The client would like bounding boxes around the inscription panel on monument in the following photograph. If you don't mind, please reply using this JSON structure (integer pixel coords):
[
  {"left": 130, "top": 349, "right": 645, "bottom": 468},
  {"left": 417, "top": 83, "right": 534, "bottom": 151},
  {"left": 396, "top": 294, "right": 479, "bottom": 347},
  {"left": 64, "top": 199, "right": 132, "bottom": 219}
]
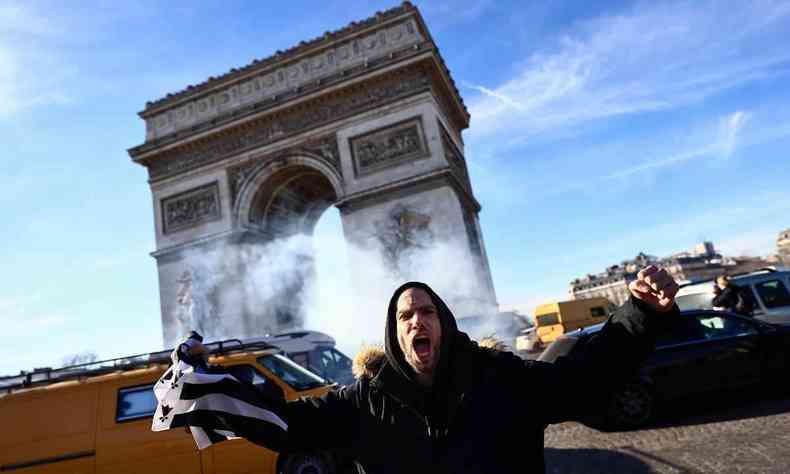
[
  {"left": 145, "top": 18, "right": 423, "bottom": 140},
  {"left": 161, "top": 182, "right": 221, "bottom": 234},
  {"left": 350, "top": 117, "right": 429, "bottom": 177}
]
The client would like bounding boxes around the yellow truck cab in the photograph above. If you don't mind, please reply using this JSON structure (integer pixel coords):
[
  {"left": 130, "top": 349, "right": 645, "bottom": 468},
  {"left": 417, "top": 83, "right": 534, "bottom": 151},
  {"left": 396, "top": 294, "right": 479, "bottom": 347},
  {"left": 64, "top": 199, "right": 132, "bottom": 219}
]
[
  {"left": 0, "top": 339, "right": 337, "bottom": 474},
  {"left": 533, "top": 297, "right": 614, "bottom": 345}
]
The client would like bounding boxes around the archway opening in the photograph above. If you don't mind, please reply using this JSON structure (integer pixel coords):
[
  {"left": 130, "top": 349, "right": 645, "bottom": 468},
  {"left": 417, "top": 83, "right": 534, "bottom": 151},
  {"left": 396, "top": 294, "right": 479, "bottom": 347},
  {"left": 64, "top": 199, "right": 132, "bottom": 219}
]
[
  {"left": 249, "top": 165, "right": 337, "bottom": 238},
  {"left": 242, "top": 165, "right": 347, "bottom": 334}
]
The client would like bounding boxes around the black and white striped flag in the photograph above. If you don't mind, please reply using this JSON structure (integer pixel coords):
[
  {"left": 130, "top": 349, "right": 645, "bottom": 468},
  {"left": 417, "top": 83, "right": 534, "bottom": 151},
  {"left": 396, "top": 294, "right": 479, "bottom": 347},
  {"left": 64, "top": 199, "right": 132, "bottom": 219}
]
[{"left": 151, "top": 336, "right": 289, "bottom": 450}]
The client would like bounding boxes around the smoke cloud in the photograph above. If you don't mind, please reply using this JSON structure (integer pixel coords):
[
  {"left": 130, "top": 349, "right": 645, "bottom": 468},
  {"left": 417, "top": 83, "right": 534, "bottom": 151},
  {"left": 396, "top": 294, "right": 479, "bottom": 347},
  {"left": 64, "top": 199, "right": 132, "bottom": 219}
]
[{"left": 168, "top": 212, "right": 512, "bottom": 359}]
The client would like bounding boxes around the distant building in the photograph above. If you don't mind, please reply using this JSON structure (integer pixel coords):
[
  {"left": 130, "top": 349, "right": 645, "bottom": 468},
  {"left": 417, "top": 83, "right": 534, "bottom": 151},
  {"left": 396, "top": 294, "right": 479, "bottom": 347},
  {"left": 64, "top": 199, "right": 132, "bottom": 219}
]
[
  {"left": 664, "top": 241, "right": 725, "bottom": 283},
  {"left": 723, "top": 256, "right": 773, "bottom": 275},
  {"left": 778, "top": 229, "right": 790, "bottom": 264},
  {"left": 570, "top": 253, "right": 657, "bottom": 306},
  {"left": 570, "top": 241, "right": 777, "bottom": 304}
]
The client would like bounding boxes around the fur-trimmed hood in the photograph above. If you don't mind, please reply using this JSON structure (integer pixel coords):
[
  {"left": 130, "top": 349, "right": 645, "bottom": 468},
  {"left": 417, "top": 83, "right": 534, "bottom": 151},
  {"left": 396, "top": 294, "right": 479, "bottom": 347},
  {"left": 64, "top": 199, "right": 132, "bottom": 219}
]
[
  {"left": 352, "top": 344, "right": 386, "bottom": 380},
  {"left": 351, "top": 337, "right": 507, "bottom": 380}
]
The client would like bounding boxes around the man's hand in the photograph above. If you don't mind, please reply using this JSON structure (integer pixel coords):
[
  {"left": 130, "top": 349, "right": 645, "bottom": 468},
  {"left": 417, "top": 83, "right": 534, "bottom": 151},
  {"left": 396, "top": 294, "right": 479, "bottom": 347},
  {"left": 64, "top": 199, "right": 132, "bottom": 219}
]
[
  {"left": 628, "top": 265, "right": 679, "bottom": 312},
  {"left": 177, "top": 331, "right": 209, "bottom": 365}
]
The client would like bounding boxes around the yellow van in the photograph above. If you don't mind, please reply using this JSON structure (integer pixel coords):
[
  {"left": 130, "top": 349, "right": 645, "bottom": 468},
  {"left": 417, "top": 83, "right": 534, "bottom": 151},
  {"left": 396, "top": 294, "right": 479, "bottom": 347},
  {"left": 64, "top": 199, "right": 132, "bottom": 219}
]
[
  {"left": 0, "top": 340, "right": 338, "bottom": 474},
  {"left": 533, "top": 297, "right": 614, "bottom": 345}
]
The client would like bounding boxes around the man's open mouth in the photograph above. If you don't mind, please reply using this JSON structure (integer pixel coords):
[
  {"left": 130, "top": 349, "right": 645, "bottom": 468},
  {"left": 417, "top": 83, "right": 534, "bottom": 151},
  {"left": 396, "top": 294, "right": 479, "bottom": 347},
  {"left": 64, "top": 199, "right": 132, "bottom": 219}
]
[{"left": 413, "top": 336, "right": 431, "bottom": 358}]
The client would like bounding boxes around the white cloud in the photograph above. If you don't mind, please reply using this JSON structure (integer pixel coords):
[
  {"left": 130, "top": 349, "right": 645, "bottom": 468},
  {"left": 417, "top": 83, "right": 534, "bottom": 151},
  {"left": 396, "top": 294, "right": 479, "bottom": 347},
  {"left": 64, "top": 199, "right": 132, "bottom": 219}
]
[
  {"left": 602, "top": 110, "right": 752, "bottom": 180},
  {"left": 0, "top": 2, "right": 73, "bottom": 118},
  {"left": 718, "top": 111, "right": 751, "bottom": 158},
  {"left": 464, "top": 0, "right": 790, "bottom": 144}
]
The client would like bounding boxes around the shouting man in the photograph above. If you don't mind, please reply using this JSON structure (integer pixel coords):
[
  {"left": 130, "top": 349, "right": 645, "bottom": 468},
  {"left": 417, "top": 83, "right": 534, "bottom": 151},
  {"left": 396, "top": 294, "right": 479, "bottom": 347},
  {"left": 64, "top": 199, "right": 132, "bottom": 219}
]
[{"left": 160, "top": 265, "right": 680, "bottom": 473}]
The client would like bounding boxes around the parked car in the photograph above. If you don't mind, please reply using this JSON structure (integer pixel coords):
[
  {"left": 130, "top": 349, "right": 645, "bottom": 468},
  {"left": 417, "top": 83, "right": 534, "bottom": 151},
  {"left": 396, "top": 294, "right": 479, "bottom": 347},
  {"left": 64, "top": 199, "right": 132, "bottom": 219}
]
[
  {"left": 539, "top": 310, "right": 790, "bottom": 430},
  {"left": 0, "top": 339, "right": 340, "bottom": 474},
  {"left": 247, "top": 330, "right": 355, "bottom": 385},
  {"left": 515, "top": 327, "right": 540, "bottom": 353},
  {"left": 675, "top": 268, "right": 790, "bottom": 325}
]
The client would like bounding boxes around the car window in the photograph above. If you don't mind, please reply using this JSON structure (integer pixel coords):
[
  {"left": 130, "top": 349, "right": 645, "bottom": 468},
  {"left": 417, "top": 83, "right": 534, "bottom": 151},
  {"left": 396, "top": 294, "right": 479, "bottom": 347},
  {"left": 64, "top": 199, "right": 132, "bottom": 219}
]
[
  {"left": 258, "top": 354, "right": 327, "bottom": 391},
  {"left": 675, "top": 292, "right": 715, "bottom": 311},
  {"left": 290, "top": 352, "right": 309, "bottom": 369},
  {"left": 536, "top": 312, "right": 559, "bottom": 326},
  {"left": 754, "top": 280, "right": 790, "bottom": 309},
  {"left": 329, "top": 348, "right": 351, "bottom": 367},
  {"left": 589, "top": 306, "right": 607, "bottom": 318},
  {"left": 117, "top": 384, "right": 157, "bottom": 422},
  {"left": 696, "top": 314, "right": 757, "bottom": 339},
  {"left": 226, "top": 364, "right": 272, "bottom": 386},
  {"left": 656, "top": 316, "right": 708, "bottom": 347}
]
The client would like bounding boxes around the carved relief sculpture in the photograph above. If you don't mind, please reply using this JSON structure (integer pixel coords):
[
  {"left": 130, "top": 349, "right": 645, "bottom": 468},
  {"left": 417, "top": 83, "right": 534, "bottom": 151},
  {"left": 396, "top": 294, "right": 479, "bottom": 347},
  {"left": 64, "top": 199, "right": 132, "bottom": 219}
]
[
  {"left": 162, "top": 182, "right": 221, "bottom": 234},
  {"left": 374, "top": 204, "right": 433, "bottom": 277},
  {"left": 350, "top": 117, "right": 428, "bottom": 176}
]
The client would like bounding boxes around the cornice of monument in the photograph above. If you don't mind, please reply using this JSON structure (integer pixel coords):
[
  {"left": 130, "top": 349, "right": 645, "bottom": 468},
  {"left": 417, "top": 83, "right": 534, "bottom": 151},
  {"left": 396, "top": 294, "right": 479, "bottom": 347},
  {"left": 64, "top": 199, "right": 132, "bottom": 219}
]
[
  {"left": 132, "top": 64, "right": 437, "bottom": 181},
  {"left": 136, "top": 2, "right": 469, "bottom": 143}
]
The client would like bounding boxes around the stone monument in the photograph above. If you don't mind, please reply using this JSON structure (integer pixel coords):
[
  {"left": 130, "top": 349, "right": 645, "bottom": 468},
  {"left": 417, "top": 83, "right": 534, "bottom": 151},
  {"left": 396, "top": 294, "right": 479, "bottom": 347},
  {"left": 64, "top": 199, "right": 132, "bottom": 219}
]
[{"left": 129, "top": 2, "right": 498, "bottom": 347}]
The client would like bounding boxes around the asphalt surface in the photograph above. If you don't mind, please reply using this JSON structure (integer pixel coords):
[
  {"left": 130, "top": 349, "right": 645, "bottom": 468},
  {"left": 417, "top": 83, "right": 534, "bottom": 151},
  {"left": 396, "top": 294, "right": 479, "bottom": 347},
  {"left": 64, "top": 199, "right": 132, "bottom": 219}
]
[{"left": 543, "top": 387, "right": 790, "bottom": 473}]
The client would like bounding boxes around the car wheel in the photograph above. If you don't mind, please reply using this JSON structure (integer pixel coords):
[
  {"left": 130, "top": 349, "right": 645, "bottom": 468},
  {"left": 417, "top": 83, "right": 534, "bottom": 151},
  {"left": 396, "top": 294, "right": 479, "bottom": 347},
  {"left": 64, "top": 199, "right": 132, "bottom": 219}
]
[
  {"left": 279, "top": 453, "right": 335, "bottom": 474},
  {"left": 607, "top": 381, "right": 655, "bottom": 430}
]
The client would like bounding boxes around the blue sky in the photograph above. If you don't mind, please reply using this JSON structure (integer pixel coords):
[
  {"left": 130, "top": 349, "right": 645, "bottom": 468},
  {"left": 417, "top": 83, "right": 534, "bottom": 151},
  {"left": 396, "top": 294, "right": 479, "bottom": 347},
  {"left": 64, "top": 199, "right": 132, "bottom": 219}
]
[{"left": 2, "top": 0, "right": 790, "bottom": 374}]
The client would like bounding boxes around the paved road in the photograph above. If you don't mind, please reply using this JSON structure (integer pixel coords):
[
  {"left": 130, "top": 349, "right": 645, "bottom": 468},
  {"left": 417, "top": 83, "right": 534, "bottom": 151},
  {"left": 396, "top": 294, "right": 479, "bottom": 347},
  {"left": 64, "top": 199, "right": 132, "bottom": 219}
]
[{"left": 543, "top": 389, "right": 790, "bottom": 473}]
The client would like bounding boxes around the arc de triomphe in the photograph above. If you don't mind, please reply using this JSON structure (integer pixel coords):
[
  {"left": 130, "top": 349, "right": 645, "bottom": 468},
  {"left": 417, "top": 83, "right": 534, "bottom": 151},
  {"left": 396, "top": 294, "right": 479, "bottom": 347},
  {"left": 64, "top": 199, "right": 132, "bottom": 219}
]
[{"left": 129, "top": 2, "right": 497, "bottom": 347}]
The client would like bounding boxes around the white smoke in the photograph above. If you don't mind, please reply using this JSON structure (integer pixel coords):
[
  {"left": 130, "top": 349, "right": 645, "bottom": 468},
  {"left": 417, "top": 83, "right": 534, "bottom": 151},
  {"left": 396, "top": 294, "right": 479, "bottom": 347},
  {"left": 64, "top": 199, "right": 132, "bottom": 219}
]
[{"left": 168, "top": 214, "right": 502, "bottom": 359}]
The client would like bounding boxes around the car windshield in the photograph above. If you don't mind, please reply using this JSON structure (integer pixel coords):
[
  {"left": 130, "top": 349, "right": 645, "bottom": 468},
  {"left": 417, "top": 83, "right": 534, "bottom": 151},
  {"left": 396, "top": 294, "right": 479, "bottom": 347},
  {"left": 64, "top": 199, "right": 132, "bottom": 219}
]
[
  {"left": 308, "top": 347, "right": 354, "bottom": 386},
  {"left": 258, "top": 354, "right": 328, "bottom": 391},
  {"left": 675, "top": 292, "right": 715, "bottom": 311}
]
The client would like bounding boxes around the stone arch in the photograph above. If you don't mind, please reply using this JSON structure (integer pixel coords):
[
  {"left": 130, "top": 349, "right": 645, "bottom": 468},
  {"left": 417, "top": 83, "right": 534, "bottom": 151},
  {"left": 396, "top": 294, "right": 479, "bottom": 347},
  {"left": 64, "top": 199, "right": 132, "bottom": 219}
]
[
  {"left": 234, "top": 154, "right": 344, "bottom": 236},
  {"left": 132, "top": 4, "right": 500, "bottom": 346}
]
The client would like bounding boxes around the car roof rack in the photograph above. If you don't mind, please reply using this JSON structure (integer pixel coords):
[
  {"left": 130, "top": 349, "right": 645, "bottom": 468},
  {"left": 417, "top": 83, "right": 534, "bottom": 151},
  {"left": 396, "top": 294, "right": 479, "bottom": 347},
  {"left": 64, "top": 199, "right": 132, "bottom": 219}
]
[{"left": 0, "top": 337, "right": 278, "bottom": 397}]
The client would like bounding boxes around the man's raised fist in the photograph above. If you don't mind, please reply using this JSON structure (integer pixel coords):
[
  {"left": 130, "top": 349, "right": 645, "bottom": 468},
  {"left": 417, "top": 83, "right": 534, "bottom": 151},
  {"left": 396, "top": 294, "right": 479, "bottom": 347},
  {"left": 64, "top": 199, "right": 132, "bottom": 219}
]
[{"left": 628, "top": 265, "right": 679, "bottom": 312}]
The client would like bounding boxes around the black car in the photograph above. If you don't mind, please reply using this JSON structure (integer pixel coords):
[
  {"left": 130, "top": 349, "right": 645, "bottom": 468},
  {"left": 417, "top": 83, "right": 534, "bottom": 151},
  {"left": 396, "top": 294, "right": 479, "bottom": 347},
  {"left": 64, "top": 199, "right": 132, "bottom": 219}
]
[{"left": 539, "top": 310, "right": 790, "bottom": 430}]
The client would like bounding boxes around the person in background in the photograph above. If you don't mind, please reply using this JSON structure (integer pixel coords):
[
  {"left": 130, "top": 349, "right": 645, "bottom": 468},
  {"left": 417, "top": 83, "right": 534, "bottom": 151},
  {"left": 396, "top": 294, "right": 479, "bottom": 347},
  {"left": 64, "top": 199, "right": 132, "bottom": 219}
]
[{"left": 712, "top": 274, "right": 754, "bottom": 316}]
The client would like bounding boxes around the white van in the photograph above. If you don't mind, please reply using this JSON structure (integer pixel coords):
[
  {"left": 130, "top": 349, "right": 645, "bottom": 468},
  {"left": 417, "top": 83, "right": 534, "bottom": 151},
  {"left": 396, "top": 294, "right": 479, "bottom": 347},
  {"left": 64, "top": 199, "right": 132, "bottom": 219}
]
[
  {"left": 244, "top": 330, "right": 355, "bottom": 385},
  {"left": 675, "top": 268, "right": 790, "bottom": 325}
]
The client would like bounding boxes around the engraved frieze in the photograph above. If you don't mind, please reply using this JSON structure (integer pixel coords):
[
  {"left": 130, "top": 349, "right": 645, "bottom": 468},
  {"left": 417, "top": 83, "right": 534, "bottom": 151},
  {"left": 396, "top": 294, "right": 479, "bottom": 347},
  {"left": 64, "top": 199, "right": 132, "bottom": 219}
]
[
  {"left": 350, "top": 117, "right": 428, "bottom": 176},
  {"left": 162, "top": 182, "right": 221, "bottom": 234},
  {"left": 148, "top": 72, "right": 430, "bottom": 181},
  {"left": 144, "top": 19, "right": 423, "bottom": 140}
]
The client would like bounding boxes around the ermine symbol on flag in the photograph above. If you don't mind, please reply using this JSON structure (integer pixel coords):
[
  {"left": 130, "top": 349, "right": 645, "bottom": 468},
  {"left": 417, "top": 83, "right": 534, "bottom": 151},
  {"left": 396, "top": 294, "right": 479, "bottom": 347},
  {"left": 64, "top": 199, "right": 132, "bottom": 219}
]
[{"left": 160, "top": 404, "right": 172, "bottom": 423}]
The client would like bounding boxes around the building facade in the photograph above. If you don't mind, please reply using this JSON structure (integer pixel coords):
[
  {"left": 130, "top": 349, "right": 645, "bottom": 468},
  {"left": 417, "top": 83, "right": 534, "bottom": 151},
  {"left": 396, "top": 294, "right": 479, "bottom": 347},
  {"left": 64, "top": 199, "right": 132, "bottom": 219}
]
[
  {"left": 570, "top": 253, "right": 657, "bottom": 306},
  {"left": 778, "top": 229, "right": 790, "bottom": 264},
  {"left": 571, "top": 241, "right": 779, "bottom": 305}
]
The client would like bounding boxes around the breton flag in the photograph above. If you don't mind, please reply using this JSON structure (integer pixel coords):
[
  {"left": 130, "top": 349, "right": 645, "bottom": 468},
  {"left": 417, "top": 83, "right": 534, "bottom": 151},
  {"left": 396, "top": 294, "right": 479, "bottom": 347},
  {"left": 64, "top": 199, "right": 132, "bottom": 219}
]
[{"left": 151, "top": 334, "right": 289, "bottom": 450}]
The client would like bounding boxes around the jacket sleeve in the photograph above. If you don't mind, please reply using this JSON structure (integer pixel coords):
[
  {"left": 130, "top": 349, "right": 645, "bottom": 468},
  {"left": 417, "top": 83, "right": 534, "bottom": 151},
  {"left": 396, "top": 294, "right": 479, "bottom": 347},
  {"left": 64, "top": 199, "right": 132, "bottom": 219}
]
[
  {"left": 274, "top": 381, "right": 363, "bottom": 454},
  {"left": 524, "top": 296, "right": 679, "bottom": 426}
]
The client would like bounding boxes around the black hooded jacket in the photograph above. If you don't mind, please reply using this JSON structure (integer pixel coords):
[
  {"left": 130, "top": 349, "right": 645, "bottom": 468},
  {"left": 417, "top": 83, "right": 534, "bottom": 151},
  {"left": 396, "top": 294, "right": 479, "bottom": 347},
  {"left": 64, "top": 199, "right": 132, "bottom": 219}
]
[{"left": 278, "top": 282, "right": 678, "bottom": 473}]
